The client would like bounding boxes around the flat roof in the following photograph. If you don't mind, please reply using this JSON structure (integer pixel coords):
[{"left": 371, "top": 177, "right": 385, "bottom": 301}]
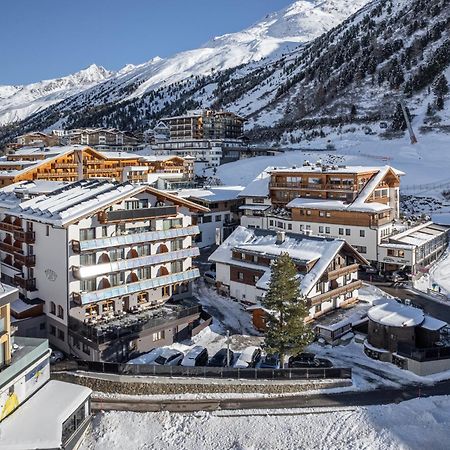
[
  {"left": 368, "top": 300, "right": 424, "bottom": 328},
  {"left": 0, "top": 282, "right": 18, "bottom": 307},
  {"left": 0, "top": 380, "right": 91, "bottom": 449}
]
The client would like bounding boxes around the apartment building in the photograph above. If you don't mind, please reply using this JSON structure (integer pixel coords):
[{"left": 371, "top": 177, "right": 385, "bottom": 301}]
[
  {"left": 176, "top": 186, "right": 244, "bottom": 248},
  {"left": 65, "top": 128, "right": 142, "bottom": 151},
  {"left": 160, "top": 110, "right": 244, "bottom": 141},
  {"left": 0, "top": 282, "right": 92, "bottom": 448},
  {"left": 15, "top": 132, "right": 60, "bottom": 148},
  {"left": 0, "top": 179, "right": 210, "bottom": 362},
  {"left": 0, "top": 145, "right": 193, "bottom": 187},
  {"left": 241, "top": 163, "right": 404, "bottom": 263},
  {"left": 209, "top": 226, "right": 367, "bottom": 329}
]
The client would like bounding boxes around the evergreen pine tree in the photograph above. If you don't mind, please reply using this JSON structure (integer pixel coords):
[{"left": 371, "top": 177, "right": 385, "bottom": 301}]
[
  {"left": 262, "top": 253, "right": 314, "bottom": 367},
  {"left": 436, "top": 96, "right": 445, "bottom": 111},
  {"left": 434, "top": 74, "right": 449, "bottom": 97}
]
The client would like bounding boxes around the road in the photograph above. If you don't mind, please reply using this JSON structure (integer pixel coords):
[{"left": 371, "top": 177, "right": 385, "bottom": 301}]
[
  {"left": 91, "top": 379, "right": 450, "bottom": 413},
  {"left": 375, "top": 282, "right": 450, "bottom": 323}
]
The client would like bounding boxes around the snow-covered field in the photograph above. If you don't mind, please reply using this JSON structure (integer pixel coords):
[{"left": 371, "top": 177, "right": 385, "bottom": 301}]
[
  {"left": 83, "top": 396, "right": 450, "bottom": 450},
  {"left": 415, "top": 245, "right": 450, "bottom": 296}
]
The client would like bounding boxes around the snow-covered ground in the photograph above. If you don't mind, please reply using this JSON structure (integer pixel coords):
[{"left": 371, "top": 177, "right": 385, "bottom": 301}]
[
  {"left": 415, "top": 245, "right": 450, "bottom": 296},
  {"left": 83, "top": 396, "right": 450, "bottom": 450}
]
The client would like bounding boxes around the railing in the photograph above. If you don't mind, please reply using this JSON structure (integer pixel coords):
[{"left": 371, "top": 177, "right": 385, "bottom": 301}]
[
  {"left": 396, "top": 343, "right": 450, "bottom": 362},
  {"left": 0, "top": 241, "right": 23, "bottom": 255},
  {"left": 69, "top": 304, "right": 202, "bottom": 345},
  {"left": 309, "top": 280, "right": 363, "bottom": 306},
  {"left": 0, "top": 222, "right": 22, "bottom": 233},
  {"left": 56, "top": 360, "right": 352, "bottom": 381},
  {"left": 15, "top": 254, "right": 36, "bottom": 267},
  {"left": 106, "top": 206, "right": 178, "bottom": 223},
  {"left": 14, "top": 274, "right": 37, "bottom": 291},
  {"left": 325, "top": 264, "right": 359, "bottom": 281},
  {"left": 54, "top": 163, "right": 78, "bottom": 169},
  {"left": 13, "top": 230, "right": 35, "bottom": 244}
]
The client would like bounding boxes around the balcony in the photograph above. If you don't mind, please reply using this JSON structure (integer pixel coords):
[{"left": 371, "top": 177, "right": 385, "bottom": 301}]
[
  {"left": 0, "top": 222, "right": 22, "bottom": 233},
  {"left": 69, "top": 300, "right": 202, "bottom": 345},
  {"left": 0, "top": 241, "right": 22, "bottom": 255},
  {"left": 13, "top": 230, "right": 35, "bottom": 244},
  {"left": 104, "top": 206, "right": 178, "bottom": 223},
  {"left": 73, "top": 225, "right": 200, "bottom": 253},
  {"left": 72, "top": 247, "right": 200, "bottom": 279},
  {"left": 73, "top": 268, "right": 200, "bottom": 305},
  {"left": 14, "top": 274, "right": 37, "bottom": 291},
  {"left": 54, "top": 163, "right": 78, "bottom": 169},
  {"left": 15, "top": 254, "right": 36, "bottom": 267},
  {"left": 325, "top": 264, "right": 359, "bottom": 281},
  {"left": 309, "top": 280, "right": 363, "bottom": 306}
]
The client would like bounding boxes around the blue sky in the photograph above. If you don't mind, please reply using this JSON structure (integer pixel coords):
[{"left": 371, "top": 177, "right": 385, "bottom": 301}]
[{"left": 1, "top": 0, "right": 292, "bottom": 85}]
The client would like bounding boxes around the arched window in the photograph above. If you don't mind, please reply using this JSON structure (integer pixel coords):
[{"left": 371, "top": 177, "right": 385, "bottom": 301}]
[
  {"left": 57, "top": 305, "right": 64, "bottom": 319},
  {"left": 50, "top": 301, "right": 56, "bottom": 315},
  {"left": 157, "top": 266, "right": 169, "bottom": 277},
  {"left": 156, "top": 244, "right": 169, "bottom": 254}
]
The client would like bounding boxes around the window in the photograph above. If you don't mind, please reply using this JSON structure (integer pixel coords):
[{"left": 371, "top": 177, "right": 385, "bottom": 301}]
[
  {"left": 254, "top": 275, "right": 260, "bottom": 283},
  {"left": 80, "top": 253, "right": 96, "bottom": 266},
  {"left": 50, "top": 325, "right": 56, "bottom": 336},
  {"left": 287, "top": 223, "right": 292, "bottom": 231},
  {"left": 110, "top": 248, "right": 124, "bottom": 262},
  {"left": 355, "top": 246, "right": 367, "bottom": 254},
  {"left": 50, "top": 301, "right": 56, "bottom": 315},
  {"left": 319, "top": 211, "right": 325, "bottom": 217},
  {"left": 203, "top": 216, "right": 212, "bottom": 223},
  {"left": 325, "top": 227, "right": 330, "bottom": 234},
  {"left": 62, "top": 403, "right": 87, "bottom": 444},
  {"left": 81, "top": 279, "right": 96, "bottom": 292},
  {"left": 326, "top": 212, "right": 331, "bottom": 218},
  {"left": 346, "top": 229, "right": 351, "bottom": 236},
  {"left": 269, "top": 220, "right": 274, "bottom": 227},
  {"left": 319, "top": 226, "right": 324, "bottom": 233},
  {"left": 152, "top": 330, "right": 165, "bottom": 342},
  {"left": 252, "top": 198, "right": 264, "bottom": 204},
  {"left": 238, "top": 272, "right": 244, "bottom": 280},
  {"left": 57, "top": 305, "right": 64, "bottom": 319},
  {"left": 57, "top": 329, "right": 65, "bottom": 341},
  {"left": 80, "top": 228, "right": 95, "bottom": 241},
  {"left": 82, "top": 343, "right": 91, "bottom": 355},
  {"left": 46, "top": 225, "right": 50, "bottom": 237},
  {"left": 360, "top": 230, "right": 365, "bottom": 237},
  {"left": 339, "top": 228, "right": 344, "bottom": 235},
  {"left": 215, "top": 215, "right": 222, "bottom": 222},
  {"left": 102, "top": 226, "right": 108, "bottom": 237}
]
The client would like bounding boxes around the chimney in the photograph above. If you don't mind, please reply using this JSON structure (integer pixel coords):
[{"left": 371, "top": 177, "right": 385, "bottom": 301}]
[{"left": 276, "top": 231, "right": 286, "bottom": 245}]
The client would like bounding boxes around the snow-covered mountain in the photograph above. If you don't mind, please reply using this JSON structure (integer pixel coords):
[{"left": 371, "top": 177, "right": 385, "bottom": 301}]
[
  {"left": 0, "top": 64, "right": 113, "bottom": 125},
  {"left": 0, "top": 0, "right": 368, "bottom": 130}
]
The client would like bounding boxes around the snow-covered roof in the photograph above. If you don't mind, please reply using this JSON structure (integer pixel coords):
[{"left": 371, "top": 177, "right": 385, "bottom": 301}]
[
  {"left": 389, "top": 222, "right": 449, "bottom": 248},
  {"left": 0, "top": 179, "right": 208, "bottom": 226},
  {"left": 368, "top": 300, "right": 424, "bottom": 327},
  {"left": 421, "top": 315, "right": 447, "bottom": 331},
  {"left": 0, "top": 380, "right": 91, "bottom": 449},
  {"left": 239, "top": 204, "right": 270, "bottom": 211},
  {"left": 270, "top": 164, "right": 401, "bottom": 175},
  {"left": 177, "top": 186, "right": 244, "bottom": 202},
  {"left": 210, "top": 226, "right": 359, "bottom": 296},
  {"left": 98, "top": 151, "right": 138, "bottom": 159},
  {"left": 238, "top": 169, "right": 271, "bottom": 198}
]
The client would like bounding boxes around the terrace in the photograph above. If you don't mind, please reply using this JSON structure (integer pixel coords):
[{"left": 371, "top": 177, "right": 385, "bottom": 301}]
[{"left": 69, "top": 298, "right": 203, "bottom": 345}]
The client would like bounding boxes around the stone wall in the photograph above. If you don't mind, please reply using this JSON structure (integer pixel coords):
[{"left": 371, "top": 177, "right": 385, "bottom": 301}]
[{"left": 52, "top": 372, "right": 351, "bottom": 396}]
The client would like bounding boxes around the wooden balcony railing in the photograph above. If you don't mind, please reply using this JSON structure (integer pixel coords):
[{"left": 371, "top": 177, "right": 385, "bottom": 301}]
[
  {"left": 325, "top": 264, "right": 359, "bottom": 281},
  {"left": 14, "top": 274, "right": 37, "bottom": 291},
  {"left": 15, "top": 254, "right": 36, "bottom": 267},
  {"left": 309, "top": 280, "right": 363, "bottom": 306},
  {"left": 13, "top": 230, "right": 36, "bottom": 244},
  {"left": 0, "top": 222, "right": 22, "bottom": 233}
]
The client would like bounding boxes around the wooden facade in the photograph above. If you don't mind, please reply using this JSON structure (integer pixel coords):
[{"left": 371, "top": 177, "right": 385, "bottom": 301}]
[{"left": 0, "top": 147, "right": 189, "bottom": 187}]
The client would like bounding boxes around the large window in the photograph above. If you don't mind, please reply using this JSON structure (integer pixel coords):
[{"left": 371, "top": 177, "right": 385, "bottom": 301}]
[
  {"left": 80, "top": 253, "right": 96, "bottom": 266},
  {"left": 80, "top": 228, "right": 95, "bottom": 241},
  {"left": 62, "top": 403, "right": 88, "bottom": 445}
]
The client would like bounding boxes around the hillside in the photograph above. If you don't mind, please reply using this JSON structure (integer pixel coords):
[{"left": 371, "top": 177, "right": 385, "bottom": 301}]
[
  {"left": 0, "top": 0, "right": 368, "bottom": 141},
  {"left": 2, "top": 0, "right": 450, "bottom": 147},
  {"left": 0, "top": 64, "right": 112, "bottom": 126}
]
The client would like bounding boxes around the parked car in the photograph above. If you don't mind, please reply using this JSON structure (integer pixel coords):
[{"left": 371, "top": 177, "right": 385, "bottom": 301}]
[
  {"left": 288, "top": 353, "right": 333, "bottom": 368},
  {"left": 50, "top": 350, "right": 64, "bottom": 365},
  {"left": 387, "top": 270, "right": 408, "bottom": 282},
  {"left": 204, "top": 271, "right": 216, "bottom": 285},
  {"left": 233, "top": 346, "right": 262, "bottom": 368},
  {"left": 181, "top": 346, "right": 209, "bottom": 367},
  {"left": 259, "top": 354, "right": 281, "bottom": 369},
  {"left": 153, "top": 348, "right": 184, "bottom": 366},
  {"left": 360, "top": 265, "right": 378, "bottom": 274},
  {"left": 207, "top": 348, "right": 234, "bottom": 367}
]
